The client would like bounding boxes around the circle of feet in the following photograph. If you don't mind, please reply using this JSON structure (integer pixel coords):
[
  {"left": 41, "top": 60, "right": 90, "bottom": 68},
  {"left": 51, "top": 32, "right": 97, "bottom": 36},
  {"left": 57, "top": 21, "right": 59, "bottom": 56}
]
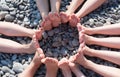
[{"left": 39, "top": 15, "right": 80, "bottom": 60}]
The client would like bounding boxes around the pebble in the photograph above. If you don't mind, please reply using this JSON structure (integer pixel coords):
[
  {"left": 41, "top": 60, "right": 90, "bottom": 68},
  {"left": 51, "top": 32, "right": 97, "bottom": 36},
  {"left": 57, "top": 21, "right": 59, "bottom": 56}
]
[
  {"left": 12, "top": 62, "right": 23, "bottom": 73},
  {"left": 1, "top": 66, "right": 15, "bottom": 74},
  {"left": 0, "top": 11, "right": 8, "bottom": 20},
  {"left": 5, "top": 14, "right": 15, "bottom": 22}
]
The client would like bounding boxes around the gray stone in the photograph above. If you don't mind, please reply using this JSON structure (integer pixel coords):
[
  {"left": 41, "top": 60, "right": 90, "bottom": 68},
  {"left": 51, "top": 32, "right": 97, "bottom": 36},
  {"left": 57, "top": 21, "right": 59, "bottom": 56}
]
[
  {"left": 0, "top": 4, "right": 9, "bottom": 11},
  {"left": 19, "top": 5, "right": 25, "bottom": 10},
  {"left": 12, "top": 62, "right": 23, "bottom": 73},
  {"left": 0, "top": 60, "right": 9, "bottom": 66},
  {"left": 5, "top": 14, "right": 15, "bottom": 22},
  {"left": 12, "top": 54, "right": 17, "bottom": 61},
  {"left": 10, "top": 11, "right": 16, "bottom": 16},
  {"left": 71, "top": 39, "right": 79, "bottom": 47},
  {"left": 42, "top": 32, "right": 48, "bottom": 39},
  {"left": 1, "top": 66, "right": 15, "bottom": 74},
  {"left": 48, "top": 30, "right": 54, "bottom": 36},
  {"left": 52, "top": 41, "right": 62, "bottom": 47},
  {"left": 0, "top": 11, "right": 8, "bottom": 20},
  {"left": 60, "top": 48, "right": 68, "bottom": 56}
]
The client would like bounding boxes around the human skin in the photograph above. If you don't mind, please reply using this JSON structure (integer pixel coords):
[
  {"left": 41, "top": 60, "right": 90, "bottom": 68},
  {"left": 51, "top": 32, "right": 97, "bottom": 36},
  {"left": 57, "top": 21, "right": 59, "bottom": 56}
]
[
  {"left": 77, "top": 23, "right": 120, "bottom": 49},
  {"left": 18, "top": 48, "right": 45, "bottom": 77},
  {"left": 60, "top": 0, "right": 106, "bottom": 27},
  {"left": 36, "top": 0, "right": 61, "bottom": 30},
  {"left": 0, "top": 22, "right": 43, "bottom": 53},
  {"left": 41, "top": 57, "right": 58, "bottom": 77},
  {"left": 72, "top": 42, "right": 120, "bottom": 77}
]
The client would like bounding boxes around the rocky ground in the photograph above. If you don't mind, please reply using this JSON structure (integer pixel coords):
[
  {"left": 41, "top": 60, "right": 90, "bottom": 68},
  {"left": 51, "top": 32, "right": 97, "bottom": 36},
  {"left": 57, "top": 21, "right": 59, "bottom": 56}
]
[{"left": 0, "top": 0, "right": 120, "bottom": 77}]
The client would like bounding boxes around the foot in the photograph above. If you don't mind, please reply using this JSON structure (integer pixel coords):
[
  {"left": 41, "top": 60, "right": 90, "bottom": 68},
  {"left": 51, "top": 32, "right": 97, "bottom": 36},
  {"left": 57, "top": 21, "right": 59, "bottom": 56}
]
[
  {"left": 35, "top": 27, "right": 44, "bottom": 40},
  {"left": 69, "top": 14, "right": 80, "bottom": 27},
  {"left": 69, "top": 61, "right": 85, "bottom": 77},
  {"left": 77, "top": 23, "right": 93, "bottom": 35},
  {"left": 26, "top": 35, "right": 39, "bottom": 54},
  {"left": 32, "top": 48, "right": 45, "bottom": 66},
  {"left": 73, "top": 43, "right": 88, "bottom": 66},
  {"left": 58, "top": 58, "right": 72, "bottom": 77},
  {"left": 41, "top": 16, "right": 52, "bottom": 31},
  {"left": 79, "top": 31, "right": 95, "bottom": 45},
  {"left": 49, "top": 12, "right": 61, "bottom": 27},
  {"left": 41, "top": 57, "right": 58, "bottom": 77},
  {"left": 60, "top": 12, "right": 70, "bottom": 23}
]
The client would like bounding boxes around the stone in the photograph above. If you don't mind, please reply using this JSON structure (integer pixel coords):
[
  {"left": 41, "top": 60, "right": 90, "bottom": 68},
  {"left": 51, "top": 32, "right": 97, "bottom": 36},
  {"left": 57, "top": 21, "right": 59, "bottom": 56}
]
[
  {"left": 0, "top": 4, "right": 9, "bottom": 11},
  {"left": 5, "top": 14, "right": 15, "bottom": 22},
  {"left": 52, "top": 41, "right": 62, "bottom": 47},
  {"left": 12, "top": 62, "right": 23, "bottom": 73},
  {"left": 1, "top": 66, "right": 15, "bottom": 74},
  {"left": 0, "top": 11, "right": 8, "bottom": 20},
  {"left": 48, "top": 30, "right": 54, "bottom": 36},
  {"left": 42, "top": 32, "right": 48, "bottom": 39},
  {"left": 71, "top": 39, "right": 79, "bottom": 47}
]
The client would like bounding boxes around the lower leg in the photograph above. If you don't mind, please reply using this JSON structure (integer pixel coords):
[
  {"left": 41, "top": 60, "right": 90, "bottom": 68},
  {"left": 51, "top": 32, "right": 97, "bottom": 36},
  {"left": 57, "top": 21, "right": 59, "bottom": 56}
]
[
  {"left": 41, "top": 57, "right": 58, "bottom": 77},
  {"left": 58, "top": 58, "right": 72, "bottom": 77},
  {"left": 66, "top": 0, "right": 84, "bottom": 15},
  {"left": 76, "top": 0, "right": 106, "bottom": 18},
  {"left": 0, "top": 36, "right": 37, "bottom": 54},
  {"left": 69, "top": 57, "right": 85, "bottom": 77},
  {"left": 73, "top": 43, "right": 120, "bottom": 77},
  {"left": 18, "top": 48, "right": 45, "bottom": 77},
  {"left": 0, "top": 22, "right": 35, "bottom": 38},
  {"left": 36, "top": 0, "right": 49, "bottom": 19},
  {"left": 50, "top": 0, "right": 61, "bottom": 13},
  {"left": 83, "top": 46, "right": 120, "bottom": 65},
  {"left": 86, "top": 23, "right": 120, "bottom": 35}
]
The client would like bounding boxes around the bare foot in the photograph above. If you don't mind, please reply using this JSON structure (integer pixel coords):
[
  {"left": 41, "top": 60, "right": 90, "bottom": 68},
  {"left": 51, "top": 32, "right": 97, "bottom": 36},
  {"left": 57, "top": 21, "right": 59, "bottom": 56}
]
[
  {"left": 79, "top": 32, "right": 95, "bottom": 45},
  {"left": 26, "top": 35, "right": 39, "bottom": 54},
  {"left": 69, "top": 57, "right": 86, "bottom": 77},
  {"left": 49, "top": 12, "right": 61, "bottom": 27},
  {"left": 77, "top": 23, "right": 93, "bottom": 35},
  {"left": 41, "top": 57, "right": 58, "bottom": 77},
  {"left": 41, "top": 16, "right": 52, "bottom": 31},
  {"left": 32, "top": 48, "right": 45, "bottom": 66},
  {"left": 58, "top": 58, "right": 72, "bottom": 77},
  {"left": 35, "top": 27, "right": 44, "bottom": 40},
  {"left": 60, "top": 12, "right": 70, "bottom": 23},
  {"left": 18, "top": 48, "right": 45, "bottom": 77},
  {"left": 73, "top": 42, "right": 88, "bottom": 66},
  {"left": 69, "top": 14, "right": 80, "bottom": 27}
]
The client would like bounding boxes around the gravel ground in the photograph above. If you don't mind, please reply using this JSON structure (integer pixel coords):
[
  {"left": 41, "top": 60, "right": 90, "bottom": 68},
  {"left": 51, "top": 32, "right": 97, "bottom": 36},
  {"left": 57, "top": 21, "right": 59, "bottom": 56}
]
[{"left": 0, "top": 0, "right": 120, "bottom": 77}]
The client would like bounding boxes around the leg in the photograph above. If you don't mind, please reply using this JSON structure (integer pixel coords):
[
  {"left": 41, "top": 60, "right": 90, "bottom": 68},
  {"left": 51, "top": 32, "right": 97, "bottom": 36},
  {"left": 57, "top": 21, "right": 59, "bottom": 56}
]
[
  {"left": 58, "top": 58, "right": 72, "bottom": 77},
  {"left": 76, "top": 0, "right": 106, "bottom": 18},
  {"left": 18, "top": 48, "right": 45, "bottom": 77},
  {"left": 83, "top": 45, "right": 120, "bottom": 65},
  {"left": 0, "top": 22, "right": 43, "bottom": 39},
  {"left": 72, "top": 42, "right": 120, "bottom": 77},
  {"left": 41, "top": 57, "right": 58, "bottom": 77},
  {"left": 36, "top": 0, "right": 49, "bottom": 19},
  {"left": 77, "top": 23, "right": 120, "bottom": 35},
  {"left": 60, "top": 0, "right": 84, "bottom": 23},
  {"left": 69, "top": 57, "right": 85, "bottom": 77},
  {"left": 66, "top": 0, "right": 84, "bottom": 15},
  {"left": 0, "top": 35, "right": 37, "bottom": 54},
  {"left": 50, "top": 0, "right": 61, "bottom": 13},
  {"left": 48, "top": 0, "right": 61, "bottom": 27}
]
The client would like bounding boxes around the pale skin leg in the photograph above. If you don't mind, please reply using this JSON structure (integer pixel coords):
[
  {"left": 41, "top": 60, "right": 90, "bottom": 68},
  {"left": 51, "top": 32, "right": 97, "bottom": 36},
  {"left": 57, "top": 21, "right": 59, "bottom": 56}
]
[
  {"left": 0, "top": 35, "right": 37, "bottom": 54},
  {"left": 77, "top": 23, "right": 120, "bottom": 35},
  {"left": 58, "top": 58, "right": 72, "bottom": 77},
  {"left": 77, "top": 23, "right": 120, "bottom": 49},
  {"left": 49, "top": 0, "right": 61, "bottom": 27},
  {"left": 69, "top": 57, "right": 85, "bottom": 77},
  {"left": 72, "top": 42, "right": 120, "bottom": 77},
  {"left": 76, "top": 0, "right": 106, "bottom": 18},
  {"left": 0, "top": 22, "right": 43, "bottom": 39},
  {"left": 84, "top": 46, "right": 120, "bottom": 65},
  {"left": 36, "top": 0, "right": 49, "bottom": 19},
  {"left": 18, "top": 48, "right": 45, "bottom": 77},
  {"left": 36, "top": 0, "right": 52, "bottom": 31},
  {"left": 41, "top": 57, "right": 58, "bottom": 77}
]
